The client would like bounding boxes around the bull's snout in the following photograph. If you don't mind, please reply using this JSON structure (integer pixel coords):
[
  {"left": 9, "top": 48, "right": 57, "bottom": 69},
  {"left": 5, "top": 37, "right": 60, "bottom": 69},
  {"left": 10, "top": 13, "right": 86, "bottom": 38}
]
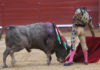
[{"left": 57, "top": 58, "right": 64, "bottom": 63}]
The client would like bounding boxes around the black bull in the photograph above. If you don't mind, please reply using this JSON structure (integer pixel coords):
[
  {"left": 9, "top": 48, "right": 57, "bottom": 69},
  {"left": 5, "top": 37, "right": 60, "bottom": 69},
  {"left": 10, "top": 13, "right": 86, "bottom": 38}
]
[{"left": 0, "top": 22, "right": 70, "bottom": 68}]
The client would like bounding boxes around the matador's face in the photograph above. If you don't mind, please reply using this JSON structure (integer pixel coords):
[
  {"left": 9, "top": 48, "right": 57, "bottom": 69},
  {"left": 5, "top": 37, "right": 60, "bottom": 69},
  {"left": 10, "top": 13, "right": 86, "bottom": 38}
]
[{"left": 75, "top": 13, "right": 82, "bottom": 20}]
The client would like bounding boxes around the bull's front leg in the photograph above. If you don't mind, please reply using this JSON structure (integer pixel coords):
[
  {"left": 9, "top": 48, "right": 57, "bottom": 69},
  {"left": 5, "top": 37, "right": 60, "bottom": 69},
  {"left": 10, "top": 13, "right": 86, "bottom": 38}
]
[{"left": 46, "top": 52, "right": 52, "bottom": 65}]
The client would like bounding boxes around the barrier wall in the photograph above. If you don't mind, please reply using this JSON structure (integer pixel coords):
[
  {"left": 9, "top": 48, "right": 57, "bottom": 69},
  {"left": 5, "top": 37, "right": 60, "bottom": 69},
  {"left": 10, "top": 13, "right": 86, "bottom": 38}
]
[
  {"left": 98, "top": 0, "right": 100, "bottom": 27},
  {"left": 0, "top": 0, "right": 99, "bottom": 28}
]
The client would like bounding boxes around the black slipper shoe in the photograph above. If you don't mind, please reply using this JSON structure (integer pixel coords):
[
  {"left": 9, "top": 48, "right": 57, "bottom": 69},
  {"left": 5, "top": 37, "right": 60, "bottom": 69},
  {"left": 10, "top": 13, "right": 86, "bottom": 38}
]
[
  {"left": 64, "top": 62, "right": 74, "bottom": 66},
  {"left": 84, "top": 62, "right": 88, "bottom": 65}
]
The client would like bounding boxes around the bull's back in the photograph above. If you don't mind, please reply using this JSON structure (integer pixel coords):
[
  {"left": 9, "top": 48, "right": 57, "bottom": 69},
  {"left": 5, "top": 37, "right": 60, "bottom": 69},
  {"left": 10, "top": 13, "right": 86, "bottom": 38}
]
[
  {"left": 29, "top": 23, "right": 55, "bottom": 39},
  {"left": 28, "top": 23, "right": 57, "bottom": 49},
  {"left": 5, "top": 23, "right": 57, "bottom": 51}
]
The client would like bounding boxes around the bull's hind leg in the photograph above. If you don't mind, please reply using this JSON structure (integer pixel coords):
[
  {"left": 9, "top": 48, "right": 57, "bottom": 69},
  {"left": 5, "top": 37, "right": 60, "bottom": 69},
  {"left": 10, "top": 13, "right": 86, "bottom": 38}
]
[
  {"left": 10, "top": 51, "right": 16, "bottom": 66},
  {"left": 2, "top": 48, "right": 10, "bottom": 68},
  {"left": 46, "top": 52, "right": 52, "bottom": 65}
]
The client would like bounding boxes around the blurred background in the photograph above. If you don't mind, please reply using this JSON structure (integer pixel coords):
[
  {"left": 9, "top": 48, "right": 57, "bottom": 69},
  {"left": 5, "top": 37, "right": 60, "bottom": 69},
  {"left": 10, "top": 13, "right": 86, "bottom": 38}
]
[
  {"left": 0, "top": 1, "right": 100, "bottom": 70},
  {"left": 0, "top": 0, "right": 100, "bottom": 31}
]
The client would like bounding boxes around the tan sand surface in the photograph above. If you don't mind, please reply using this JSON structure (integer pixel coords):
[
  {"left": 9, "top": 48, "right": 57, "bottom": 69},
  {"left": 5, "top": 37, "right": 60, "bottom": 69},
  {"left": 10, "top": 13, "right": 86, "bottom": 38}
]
[{"left": 0, "top": 29, "right": 100, "bottom": 70}]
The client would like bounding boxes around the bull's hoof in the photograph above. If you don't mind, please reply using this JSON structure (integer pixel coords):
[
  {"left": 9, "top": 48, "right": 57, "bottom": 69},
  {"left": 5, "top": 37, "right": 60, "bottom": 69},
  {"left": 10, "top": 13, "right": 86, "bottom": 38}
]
[
  {"left": 11, "top": 59, "right": 16, "bottom": 66},
  {"left": 47, "top": 59, "right": 51, "bottom": 65},
  {"left": 2, "top": 64, "right": 8, "bottom": 68},
  {"left": 47, "top": 62, "right": 51, "bottom": 65},
  {"left": 47, "top": 60, "right": 51, "bottom": 65}
]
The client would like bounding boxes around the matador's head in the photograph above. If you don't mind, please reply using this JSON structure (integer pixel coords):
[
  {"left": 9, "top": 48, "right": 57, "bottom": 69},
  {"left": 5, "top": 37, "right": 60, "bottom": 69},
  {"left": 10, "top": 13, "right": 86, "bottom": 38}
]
[
  {"left": 74, "top": 7, "right": 86, "bottom": 19},
  {"left": 74, "top": 7, "right": 91, "bottom": 24}
]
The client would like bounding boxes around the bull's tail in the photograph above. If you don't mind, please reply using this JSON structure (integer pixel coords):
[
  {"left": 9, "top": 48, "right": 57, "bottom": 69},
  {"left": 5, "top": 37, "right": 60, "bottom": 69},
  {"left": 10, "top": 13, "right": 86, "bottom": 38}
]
[
  {"left": 0, "top": 27, "right": 5, "bottom": 40},
  {"left": 0, "top": 25, "right": 16, "bottom": 40}
]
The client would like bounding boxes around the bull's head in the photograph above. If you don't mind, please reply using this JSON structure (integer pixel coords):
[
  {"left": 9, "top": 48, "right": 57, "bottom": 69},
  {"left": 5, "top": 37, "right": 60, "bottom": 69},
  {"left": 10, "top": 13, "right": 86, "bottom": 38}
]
[{"left": 55, "top": 42, "right": 70, "bottom": 63}]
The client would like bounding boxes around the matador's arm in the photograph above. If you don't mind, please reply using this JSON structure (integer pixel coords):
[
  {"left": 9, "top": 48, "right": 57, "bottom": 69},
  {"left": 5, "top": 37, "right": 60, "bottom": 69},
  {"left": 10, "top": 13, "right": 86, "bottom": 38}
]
[{"left": 88, "top": 21, "right": 95, "bottom": 36}]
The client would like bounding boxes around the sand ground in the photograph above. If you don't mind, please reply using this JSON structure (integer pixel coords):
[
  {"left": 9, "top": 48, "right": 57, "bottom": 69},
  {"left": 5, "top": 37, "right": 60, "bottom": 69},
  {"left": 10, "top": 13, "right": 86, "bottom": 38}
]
[{"left": 0, "top": 29, "right": 100, "bottom": 70}]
